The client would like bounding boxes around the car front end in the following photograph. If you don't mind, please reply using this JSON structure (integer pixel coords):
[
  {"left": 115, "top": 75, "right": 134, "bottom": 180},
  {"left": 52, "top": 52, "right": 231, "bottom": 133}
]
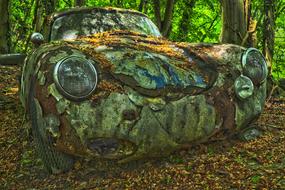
[{"left": 21, "top": 31, "right": 268, "bottom": 167}]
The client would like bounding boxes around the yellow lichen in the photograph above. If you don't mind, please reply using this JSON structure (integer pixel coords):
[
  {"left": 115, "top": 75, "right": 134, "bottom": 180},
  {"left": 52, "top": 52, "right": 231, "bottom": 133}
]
[{"left": 91, "top": 80, "right": 124, "bottom": 103}]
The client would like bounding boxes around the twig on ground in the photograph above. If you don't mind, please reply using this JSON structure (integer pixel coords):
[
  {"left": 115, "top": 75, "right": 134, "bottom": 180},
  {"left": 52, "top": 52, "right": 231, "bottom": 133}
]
[{"left": 266, "top": 85, "right": 278, "bottom": 107}]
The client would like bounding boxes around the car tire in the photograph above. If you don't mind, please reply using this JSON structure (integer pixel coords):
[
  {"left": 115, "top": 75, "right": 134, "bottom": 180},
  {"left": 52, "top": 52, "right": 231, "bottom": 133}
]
[{"left": 29, "top": 85, "right": 74, "bottom": 174}]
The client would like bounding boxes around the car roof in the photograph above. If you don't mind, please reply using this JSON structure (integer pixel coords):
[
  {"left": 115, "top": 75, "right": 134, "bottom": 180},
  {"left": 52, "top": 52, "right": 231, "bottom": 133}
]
[{"left": 49, "top": 6, "right": 148, "bottom": 21}]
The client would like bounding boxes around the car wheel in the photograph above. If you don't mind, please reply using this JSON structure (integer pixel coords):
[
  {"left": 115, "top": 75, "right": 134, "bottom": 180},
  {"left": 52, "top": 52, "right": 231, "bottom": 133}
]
[{"left": 29, "top": 86, "right": 74, "bottom": 174}]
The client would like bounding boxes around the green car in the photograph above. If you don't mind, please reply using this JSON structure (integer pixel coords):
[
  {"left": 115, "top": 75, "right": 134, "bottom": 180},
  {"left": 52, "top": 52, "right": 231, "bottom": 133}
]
[{"left": 4, "top": 7, "right": 269, "bottom": 173}]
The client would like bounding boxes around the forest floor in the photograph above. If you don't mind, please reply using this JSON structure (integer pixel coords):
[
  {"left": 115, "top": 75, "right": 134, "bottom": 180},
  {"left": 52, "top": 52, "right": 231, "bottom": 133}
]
[{"left": 0, "top": 65, "right": 285, "bottom": 190}]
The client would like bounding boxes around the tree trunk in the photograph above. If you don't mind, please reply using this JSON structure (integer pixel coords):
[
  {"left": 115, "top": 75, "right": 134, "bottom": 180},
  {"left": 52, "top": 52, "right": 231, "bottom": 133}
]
[
  {"left": 152, "top": 0, "right": 175, "bottom": 37},
  {"left": 220, "top": 0, "right": 248, "bottom": 45},
  {"left": 263, "top": 0, "right": 275, "bottom": 72},
  {"left": 34, "top": 0, "right": 57, "bottom": 31},
  {"left": 0, "top": 0, "right": 10, "bottom": 54},
  {"left": 34, "top": 0, "right": 44, "bottom": 32},
  {"left": 74, "top": 0, "right": 85, "bottom": 6},
  {"left": 44, "top": 0, "right": 57, "bottom": 16},
  {"left": 152, "top": 0, "right": 162, "bottom": 30},
  {"left": 138, "top": 0, "right": 146, "bottom": 12},
  {"left": 244, "top": 0, "right": 256, "bottom": 47},
  {"left": 161, "top": 0, "right": 174, "bottom": 37}
]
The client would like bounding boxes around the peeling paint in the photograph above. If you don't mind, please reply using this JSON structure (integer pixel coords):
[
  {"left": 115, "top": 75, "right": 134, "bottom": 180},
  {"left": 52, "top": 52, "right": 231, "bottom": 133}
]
[
  {"left": 34, "top": 98, "right": 47, "bottom": 141},
  {"left": 34, "top": 98, "right": 60, "bottom": 141},
  {"left": 48, "top": 50, "right": 69, "bottom": 63},
  {"left": 56, "top": 98, "right": 70, "bottom": 114},
  {"left": 126, "top": 86, "right": 165, "bottom": 111},
  {"left": 44, "top": 114, "right": 60, "bottom": 138},
  {"left": 22, "top": 29, "right": 267, "bottom": 163},
  {"left": 235, "top": 82, "right": 266, "bottom": 129},
  {"left": 48, "top": 83, "right": 63, "bottom": 101},
  {"left": 37, "top": 71, "right": 46, "bottom": 86}
]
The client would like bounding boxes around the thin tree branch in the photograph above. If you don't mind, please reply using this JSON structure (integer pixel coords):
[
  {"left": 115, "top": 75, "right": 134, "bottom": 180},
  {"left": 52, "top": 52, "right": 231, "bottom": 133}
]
[
  {"left": 200, "top": 14, "right": 219, "bottom": 42},
  {"left": 161, "top": 0, "right": 174, "bottom": 37},
  {"left": 152, "top": 0, "right": 161, "bottom": 30},
  {"left": 138, "top": 0, "right": 146, "bottom": 12}
]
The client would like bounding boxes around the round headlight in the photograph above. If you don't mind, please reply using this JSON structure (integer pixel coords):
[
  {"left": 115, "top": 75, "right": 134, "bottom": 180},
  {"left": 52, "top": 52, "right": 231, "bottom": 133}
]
[
  {"left": 53, "top": 56, "right": 98, "bottom": 100},
  {"left": 234, "top": 75, "right": 254, "bottom": 100},
  {"left": 242, "top": 48, "right": 268, "bottom": 85}
]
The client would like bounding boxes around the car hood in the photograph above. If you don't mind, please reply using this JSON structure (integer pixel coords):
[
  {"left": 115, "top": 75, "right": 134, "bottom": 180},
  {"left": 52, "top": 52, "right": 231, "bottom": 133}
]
[{"left": 67, "top": 31, "right": 219, "bottom": 97}]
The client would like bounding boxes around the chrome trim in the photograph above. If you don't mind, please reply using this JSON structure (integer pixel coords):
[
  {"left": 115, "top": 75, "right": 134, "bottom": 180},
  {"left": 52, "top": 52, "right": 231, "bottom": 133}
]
[
  {"left": 53, "top": 56, "right": 98, "bottom": 101},
  {"left": 241, "top": 48, "right": 268, "bottom": 84},
  {"left": 234, "top": 75, "right": 254, "bottom": 100}
]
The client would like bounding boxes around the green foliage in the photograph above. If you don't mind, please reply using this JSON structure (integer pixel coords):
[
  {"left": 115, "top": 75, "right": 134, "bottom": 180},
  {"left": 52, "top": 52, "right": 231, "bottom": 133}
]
[
  {"left": 160, "top": 175, "right": 173, "bottom": 185},
  {"left": 10, "top": 0, "right": 35, "bottom": 53},
  {"left": 169, "top": 154, "right": 185, "bottom": 164},
  {"left": 20, "top": 150, "right": 33, "bottom": 167},
  {"left": 170, "top": 0, "right": 221, "bottom": 43},
  {"left": 272, "top": 4, "right": 285, "bottom": 80},
  {"left": 251, "top": 175, "right": 261, "bottom": 184}
]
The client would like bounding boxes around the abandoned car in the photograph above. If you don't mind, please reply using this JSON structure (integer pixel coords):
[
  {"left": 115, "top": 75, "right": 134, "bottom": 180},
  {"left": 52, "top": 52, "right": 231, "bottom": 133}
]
[{"left": 12, "top": 7, "right": 268, "bottom": 173}]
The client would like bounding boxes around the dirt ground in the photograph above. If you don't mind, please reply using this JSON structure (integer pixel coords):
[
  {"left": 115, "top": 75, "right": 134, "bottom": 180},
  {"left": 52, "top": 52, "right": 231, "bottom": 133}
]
[{"left": 1, "top": 65, "right": 285, "bottom": 190}]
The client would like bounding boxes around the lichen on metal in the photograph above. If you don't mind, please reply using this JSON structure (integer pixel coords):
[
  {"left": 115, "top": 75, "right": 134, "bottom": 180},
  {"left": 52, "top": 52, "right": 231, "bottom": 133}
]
[
  {"left": 56, "top": 98, "right": 70, "bottom": 114},
  {"left": 152, "top": 95, "right": 217, "bottom": 144},
  {"left": 94, "top": 45, "right": 109, "bottom": 53},
  {"left": 48, "top": 50, "right": 69, "bottom": 63},
  {"left": 47, "top": 83, "right": 63, "bottom": 101},
  {"left": 126, "top": 86, "right": 166, "bottom": 111},
  {"left": 104, "top": 49, "right": 208, "bottom": 90},
  {"left": 44, "top": 114, "right": 61, "bottom": 138},
  {"left": 20, "top": 15, "right": 268, "bottom": 167},
  {"left": 147, "top": 98, "right": 166, "bottom": 111},
  {"left": 56, "top": 86, "right": 221, "bottom": 161},
  {"left": 66, "top": 93, "right": 138, "bottom": 139},
  {"left": 235, "top": 82, "right": 266, "bottom": 129},
  {"left": 70, "top": 119, "right": 89, "bottom": 144},
  {"left": 71, "top": 32, "right": 221, "bottom": 98},
  {"left": 37, "top": 70, "right": 46, "bottom": 86},
  {"left": 34, "top": 98, "right": 46, "bottom": 140},
  {"left": 33, "top": 98, "right": 61, "bottom": 140},
  {"left": 21, "top": 44, "right": 71, "bottom": 111},
  {"left": 50, "top": 9, "right": 160, "bottom": 41}
]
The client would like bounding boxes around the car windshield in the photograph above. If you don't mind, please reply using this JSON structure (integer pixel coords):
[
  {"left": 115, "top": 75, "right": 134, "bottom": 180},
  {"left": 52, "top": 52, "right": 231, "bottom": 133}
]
[{"left": 50, "top": 10, "right": 161, "bottom": 40}]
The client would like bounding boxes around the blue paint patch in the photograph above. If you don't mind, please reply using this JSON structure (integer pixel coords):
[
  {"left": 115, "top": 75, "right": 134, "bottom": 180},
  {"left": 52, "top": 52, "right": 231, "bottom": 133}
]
[
  {"left": 108, "top": 50, "right": 211, "bottom": 91},
  {"left": 165, "top": 64, "right": 182, "bottom": 86},
  {"left": 194, "top": 75, "right": 206, "bottom": 86},
  {"left": 137, "top": 67, "right": 166, "bottom": 89}
]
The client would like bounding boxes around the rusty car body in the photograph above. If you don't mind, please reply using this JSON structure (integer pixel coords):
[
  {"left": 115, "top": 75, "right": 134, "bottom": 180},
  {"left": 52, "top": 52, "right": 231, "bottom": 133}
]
[{"left": 16, "top": 7, "right": 268, "bottom": 173}]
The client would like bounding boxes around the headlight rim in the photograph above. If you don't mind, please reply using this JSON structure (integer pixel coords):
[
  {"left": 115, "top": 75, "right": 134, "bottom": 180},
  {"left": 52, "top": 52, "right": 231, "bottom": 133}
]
[
  {"left": 53, "top": 55, "right": 98, "bottom": 101},
  {"left": 234, "top": 75, "right": 254, "bottom": 100},
  {"left": 241, "top": 47, "right": 268, "bottom": 85}
]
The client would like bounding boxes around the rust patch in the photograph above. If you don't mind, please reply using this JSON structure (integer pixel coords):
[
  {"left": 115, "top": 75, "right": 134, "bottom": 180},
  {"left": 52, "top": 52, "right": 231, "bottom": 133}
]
[
  {"left": 33, "top": 58, "right": 87, "bottom": 155},
  {"left": 55, "top": 115, "right": 87, "bottom": 156},
  {"left": 205, "top": 87, "right": 236, "bottom": 140},
  {"left": 91, "top": 79, "right": 124, "bottom": 104},
  {"left": 77, "top": 46, "right": 114, "bottom": 70},
  {"left": 97, "top": 79, "right": 123, "bottom": 92},
  {"left": 53, "top": 30, "right": 233, "bottom": 101},
  {"left": 80, "top": 31, "right": 187, "bottom": 63},
  {"left": 122, "top": 109, "right": 139, "bottom": 121},
  {"left": 34, "top": 83, "right": 57, "bottom": 115}
]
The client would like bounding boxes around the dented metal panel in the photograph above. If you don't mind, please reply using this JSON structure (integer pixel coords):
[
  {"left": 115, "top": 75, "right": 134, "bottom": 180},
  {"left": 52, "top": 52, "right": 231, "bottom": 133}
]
[
  {"left": 235, "top": 82, "right": 267, "bottom": 129},
  {"left": 22, "top": 28, "right": 267, "bottom": 163},
  {"left": 34, "top": 98, "right": 61, "bottom": 140}
]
